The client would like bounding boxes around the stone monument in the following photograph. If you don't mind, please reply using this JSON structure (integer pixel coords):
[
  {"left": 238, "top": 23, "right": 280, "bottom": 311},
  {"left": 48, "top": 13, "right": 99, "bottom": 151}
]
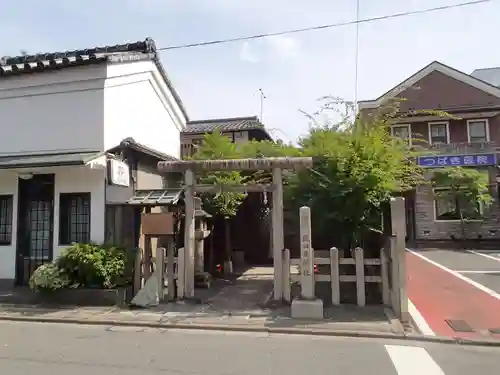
[{"left": 291, "top": 206, "right": 324, "bottom": 319}]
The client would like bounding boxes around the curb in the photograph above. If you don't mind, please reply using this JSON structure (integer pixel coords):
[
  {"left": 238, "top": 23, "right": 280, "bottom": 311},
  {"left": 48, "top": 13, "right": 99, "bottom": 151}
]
[{"left": 1, "top": 315, "right": 500, "bottom": 347}]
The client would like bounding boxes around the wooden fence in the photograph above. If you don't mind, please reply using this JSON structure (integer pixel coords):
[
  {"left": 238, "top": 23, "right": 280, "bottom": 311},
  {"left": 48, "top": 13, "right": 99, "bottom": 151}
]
[{"left": 282, "top": 246, "right": 390, "bottom": 307}]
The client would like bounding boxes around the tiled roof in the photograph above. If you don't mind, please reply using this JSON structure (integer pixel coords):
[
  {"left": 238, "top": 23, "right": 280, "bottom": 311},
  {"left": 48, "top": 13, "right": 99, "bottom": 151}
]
[
  {"left": 109, "top": 137, "right": 178, "bottom": 161},
  {"left": 183, "top": 116, "right": 268, "bottom": 134},
  {"left": 0, "top": 38, "right": 189, "bottom": 121},
  {"left": 0, "top": 151, "right": 99, "bottom": 169}
]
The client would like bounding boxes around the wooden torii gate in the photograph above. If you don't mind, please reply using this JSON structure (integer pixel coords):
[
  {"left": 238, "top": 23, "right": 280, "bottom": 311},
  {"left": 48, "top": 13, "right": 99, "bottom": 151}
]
[{"left": 157, "top": 157, "right": 313, "bottom": 301}]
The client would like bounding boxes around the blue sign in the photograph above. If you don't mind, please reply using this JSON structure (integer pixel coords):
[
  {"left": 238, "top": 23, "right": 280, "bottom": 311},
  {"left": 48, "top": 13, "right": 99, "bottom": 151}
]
[{"left": 417, "top": 154, "right": 496, "bottom": 167}]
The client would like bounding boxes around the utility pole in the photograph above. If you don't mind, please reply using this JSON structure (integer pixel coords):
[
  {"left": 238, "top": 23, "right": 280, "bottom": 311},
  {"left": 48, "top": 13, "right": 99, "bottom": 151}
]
[
  {"left": 352, "top": 0, "right": 361, "bottom": 122},
  {"left": 258, "top": 88, "right": 267, "bottom": 122}
]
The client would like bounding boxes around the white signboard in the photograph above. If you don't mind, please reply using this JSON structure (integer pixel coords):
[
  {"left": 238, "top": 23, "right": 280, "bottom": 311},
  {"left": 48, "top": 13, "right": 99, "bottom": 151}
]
[{"left": 108, "top": 159, "right": 130, "bottom": 187}]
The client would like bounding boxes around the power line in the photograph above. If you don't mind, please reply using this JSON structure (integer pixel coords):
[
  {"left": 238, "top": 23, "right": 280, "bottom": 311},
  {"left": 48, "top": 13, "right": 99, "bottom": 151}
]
[{"left": 157, "top": 0, "right": 491, "bottom": 52}]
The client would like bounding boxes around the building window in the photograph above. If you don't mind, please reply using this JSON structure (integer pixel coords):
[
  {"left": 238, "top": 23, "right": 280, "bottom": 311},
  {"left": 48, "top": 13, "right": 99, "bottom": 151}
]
[
  {"left": 434, "top": 189, "right": 483, "bottom": 221},
  {"left": 59, "top": 193, "right": 91, "bottom": 245},
  {"left": 0, "top": 195, "right": 13, "bottom": 245},
  {"left": 428, "top": 122, "right": 449, "bottom": 144},
  {"left": 390, "top": 124, "right": 411, "bottom": 144},
  {"left": 467, "top": 119, "right": 489, "bottom": 143}
]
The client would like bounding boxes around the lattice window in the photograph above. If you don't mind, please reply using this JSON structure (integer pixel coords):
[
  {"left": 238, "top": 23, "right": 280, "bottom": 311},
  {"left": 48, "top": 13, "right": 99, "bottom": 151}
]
[
  {"left": 0, "top": 195, "right": 13, "bottom": 245},
  {"left": 59, "top": 193, "right": 91, "bottom": 245}
]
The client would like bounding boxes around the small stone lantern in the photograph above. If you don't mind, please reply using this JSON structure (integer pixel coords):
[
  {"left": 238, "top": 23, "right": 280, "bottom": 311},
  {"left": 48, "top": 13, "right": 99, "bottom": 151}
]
[{"left": 194, "top": 197, "right": 212, "bottom": 288}]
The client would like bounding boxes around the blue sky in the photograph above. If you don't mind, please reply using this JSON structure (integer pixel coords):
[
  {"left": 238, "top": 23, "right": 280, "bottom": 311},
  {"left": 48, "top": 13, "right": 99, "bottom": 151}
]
[{"left": 2, "top": 0, "right": 499, "bottom": 142}]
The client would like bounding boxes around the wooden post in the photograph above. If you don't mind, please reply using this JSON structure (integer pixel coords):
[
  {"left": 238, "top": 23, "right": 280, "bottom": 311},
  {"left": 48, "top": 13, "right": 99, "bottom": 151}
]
[
  {"left": 177, "top": 247, "right": 185, "bottom": 299},
  {"left": 156, "top": 247, "right": 165, "bottom": 302},
  {"left": 272, "top": 168, "right": 284, "bottom": 300},
  {"left": 133, "top": 247, "right": 142, "bottom": 294},
  {"left": 282, "top": 248, "right": 291, "bottom": 303},
  {"left": 380, "top": 247, "right": 389, "bottom": 305},
  {"left": 355, "top": 247, "right": 366, "bottom": 307},
  {"left": 330, "top": 247, "right": 340, "bottom": 306},
  {"left": 166, "top": 238, "right": 176, "bottom": 301},
  {"left": 144, "top": 234, "right": 152, "bottom": 281},
  {"left": 184, "top": 168, "right": 196, "bottom": 298}
]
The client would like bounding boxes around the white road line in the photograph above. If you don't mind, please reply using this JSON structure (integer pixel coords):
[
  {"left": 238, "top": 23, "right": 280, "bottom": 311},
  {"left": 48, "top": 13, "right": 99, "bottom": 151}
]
[
  {"left": 467, "top": 250, "right": 500, "bottom": 263},
  {"left": 385, "top": 345, "right": 445, "bottom": 375},
  {"left": 407, "top": 249, "right": 500, "bottom": 300},
  {"left": 408, "top": 299, "right": 435, "bottom": 336},
  {"left": 455, "top": 270, "right": 500, "bottom": 274}
]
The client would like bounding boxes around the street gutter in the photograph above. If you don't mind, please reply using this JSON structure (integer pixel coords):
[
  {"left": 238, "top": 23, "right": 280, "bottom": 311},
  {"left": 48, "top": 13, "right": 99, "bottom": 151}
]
[{"left": 1, "top": 314, "right": 499, "bottom": 347}]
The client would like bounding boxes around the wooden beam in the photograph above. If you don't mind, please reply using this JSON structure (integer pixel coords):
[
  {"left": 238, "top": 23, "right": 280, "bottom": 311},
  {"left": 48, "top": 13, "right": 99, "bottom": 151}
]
[
  {"left": 158, "top": 157, "right": 313, "bottom": 172},
  {"left": 194, "top": 184, "right": 274, "bottom": 193}
]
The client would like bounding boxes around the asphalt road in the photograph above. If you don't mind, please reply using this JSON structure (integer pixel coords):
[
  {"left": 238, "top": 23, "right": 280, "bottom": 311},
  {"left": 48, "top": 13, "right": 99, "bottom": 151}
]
[
  {"left": 416, "top": 249, "right": 500, "bottom": 295},
  {"left": 1, "top": 321, "right": 499, "bottom": 374}
]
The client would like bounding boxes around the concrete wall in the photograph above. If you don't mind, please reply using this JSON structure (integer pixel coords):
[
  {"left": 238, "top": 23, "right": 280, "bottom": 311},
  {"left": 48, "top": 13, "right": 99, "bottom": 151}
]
[
  {"left": 0, "top": 65, "right": 106, "bottom": 154},
  {"left": 0, "top": 166, "right": 106, "bottom": 283}
]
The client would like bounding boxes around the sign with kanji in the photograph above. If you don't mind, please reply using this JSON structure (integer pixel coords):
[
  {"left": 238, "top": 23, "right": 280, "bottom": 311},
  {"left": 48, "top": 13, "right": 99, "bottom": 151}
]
[{"left": 417, "top": 154, "right": 496, "bottom": 168}]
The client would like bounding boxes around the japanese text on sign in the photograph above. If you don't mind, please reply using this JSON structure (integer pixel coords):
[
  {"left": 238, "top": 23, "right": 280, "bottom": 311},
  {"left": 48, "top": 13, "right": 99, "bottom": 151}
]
[
  {"left": 300, "top": 234, "right": 312, "bottom": 277},
  {"left": 418, "top": 154, "right": 496, "bottom": 168}
]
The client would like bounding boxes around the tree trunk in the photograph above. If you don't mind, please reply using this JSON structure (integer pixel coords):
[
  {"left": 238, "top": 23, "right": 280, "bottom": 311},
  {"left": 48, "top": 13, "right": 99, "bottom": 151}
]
[
  {"left": 224, "top": 219, "right": 233, "bottom": 276},
  {"left": 456, "top": 196, "right": 468, "bottom": 248}
]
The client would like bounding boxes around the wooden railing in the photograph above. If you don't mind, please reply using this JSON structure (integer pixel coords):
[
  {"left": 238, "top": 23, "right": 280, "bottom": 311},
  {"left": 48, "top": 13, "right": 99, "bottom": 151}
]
[{"left": 282, "top": 247, "right": 389, "bottom": 307}]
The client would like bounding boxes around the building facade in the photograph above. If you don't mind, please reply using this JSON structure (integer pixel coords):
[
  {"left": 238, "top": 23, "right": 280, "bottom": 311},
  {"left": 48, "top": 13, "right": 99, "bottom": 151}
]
[
  {"left": 0, "top": 38, "right": 186, "bottom": 286},
  {"left": 359, "top": 61, "right": 500, "bottom": 245},
  {"left": 180, "top": 116, "right": 272, "bottom": 159}
]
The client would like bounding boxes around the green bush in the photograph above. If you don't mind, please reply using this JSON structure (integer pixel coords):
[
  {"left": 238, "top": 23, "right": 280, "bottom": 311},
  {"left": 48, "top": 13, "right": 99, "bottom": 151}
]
[
  {"left": 56, "top": 243, "right": 134, "bottom": 289},
  {"left": 28, "top": 263, "right": 70, "bottom": 292}
]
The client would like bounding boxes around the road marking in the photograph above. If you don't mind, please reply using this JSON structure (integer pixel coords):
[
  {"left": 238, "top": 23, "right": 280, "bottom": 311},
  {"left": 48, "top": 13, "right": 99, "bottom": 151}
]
[
  {"left": 408, "top": 299, "right": 435, "bottom": 336},
  {"left": 467, "top": 250, "right": 500, "bottom": 263},
  {"left": 407, "top": 249, "right": 500, "bottom": 301},
  {"left": 455, "top": 270, "right": 500, "bottom": 274},
  {"left": 385, "top": 345, "right": 445, "bottom": 375}
]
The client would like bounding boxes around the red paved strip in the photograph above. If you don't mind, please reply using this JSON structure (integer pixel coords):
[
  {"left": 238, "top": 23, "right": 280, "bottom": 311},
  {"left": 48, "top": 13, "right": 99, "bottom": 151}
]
[{"left": 406, "top": 251, "right": 500, "bottom": 340}]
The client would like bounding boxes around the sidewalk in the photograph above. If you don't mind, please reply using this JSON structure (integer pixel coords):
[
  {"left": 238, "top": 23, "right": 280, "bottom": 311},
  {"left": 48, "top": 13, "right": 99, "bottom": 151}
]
[
  {"left": 407, "top": 250, "right": 500, "bottom": 341},
  {"left": 0, "top": 303, "right": 404, "bottom": 338}
]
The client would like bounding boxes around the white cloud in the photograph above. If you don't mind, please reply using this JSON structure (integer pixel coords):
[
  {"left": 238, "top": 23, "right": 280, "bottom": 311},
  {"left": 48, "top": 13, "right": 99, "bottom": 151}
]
[
  {"left": 239, "top": 41, "right": 260, "bottom": 63},
  {"left": 239, "top": 35, "right": 300, "bottom": 64},
  {"left": 266, "top": 35, "right": 300, "bottom": 59}
]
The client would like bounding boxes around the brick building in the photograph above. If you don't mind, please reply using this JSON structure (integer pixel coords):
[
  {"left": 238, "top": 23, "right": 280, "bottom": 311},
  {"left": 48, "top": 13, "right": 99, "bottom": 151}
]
[{"left": 359, "top": 61, "right": 500, "bottom": 245}]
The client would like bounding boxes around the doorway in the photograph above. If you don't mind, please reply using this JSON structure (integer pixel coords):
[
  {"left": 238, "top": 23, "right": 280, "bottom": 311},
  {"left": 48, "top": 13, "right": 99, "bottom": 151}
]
[{"left": 15, "top": 174, "right": 55, "bottom": 285}]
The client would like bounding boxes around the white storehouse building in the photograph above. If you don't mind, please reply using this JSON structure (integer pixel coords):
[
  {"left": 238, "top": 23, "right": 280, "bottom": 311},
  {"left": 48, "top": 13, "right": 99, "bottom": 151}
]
[{"left": 0, "top": 38, "right": 187, "bottom": 286}]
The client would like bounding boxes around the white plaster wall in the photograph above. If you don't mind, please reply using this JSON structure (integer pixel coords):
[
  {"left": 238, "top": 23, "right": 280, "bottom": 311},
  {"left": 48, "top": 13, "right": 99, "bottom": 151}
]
[
  {"left": 0, "top": 65, "right": 106, "bottom": 154},
  {"left": 0, "top": 172, "right": 18, "bottom": 281},
  {"left": 0, "top": 166, "right": 106, "bottom": 280},
  {"left": 103, "top": 61, "right": 185, "bottom": 159},
  {"left": 54, "top": 166, "right": 106, "bottom": 259}
]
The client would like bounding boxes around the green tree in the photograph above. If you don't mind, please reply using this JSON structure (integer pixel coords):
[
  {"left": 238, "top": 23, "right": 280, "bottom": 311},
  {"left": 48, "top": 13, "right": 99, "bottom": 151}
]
[
  {"left": 431, "top": 167, "right": 493, "bottom": 241},
  {"left": 191, "top": 130, "right": 246, "bottom": 272},
  {"left": 285, "top": 98, "right": 425, "bottom": 250}
]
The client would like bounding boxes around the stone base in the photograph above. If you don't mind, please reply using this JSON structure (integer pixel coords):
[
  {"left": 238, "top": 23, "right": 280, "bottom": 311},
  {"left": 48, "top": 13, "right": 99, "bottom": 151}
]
[{"left": 291, "top": 298, "right": 324, "bottom": 319}]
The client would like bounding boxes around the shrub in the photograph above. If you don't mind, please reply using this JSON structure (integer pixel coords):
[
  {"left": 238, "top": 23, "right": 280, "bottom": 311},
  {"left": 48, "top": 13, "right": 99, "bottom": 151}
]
[
  {"left": 29, "top": 263, "right": 70, "bottom": 292},
  {"left": 56, "top": 243, "right": 134, "bottom": 289}
]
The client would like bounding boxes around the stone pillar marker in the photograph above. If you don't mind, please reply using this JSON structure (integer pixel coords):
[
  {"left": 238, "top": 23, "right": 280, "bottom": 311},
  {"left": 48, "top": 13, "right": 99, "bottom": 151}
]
[
  {"left": 291, "top": 206, "right": 323, "bottom": 319},
  {"left": 390, "top": 197, "right": 408, "bottom": 323},
  {"left": 299, "top": 206, "right": 314, "bottom": 299}
]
